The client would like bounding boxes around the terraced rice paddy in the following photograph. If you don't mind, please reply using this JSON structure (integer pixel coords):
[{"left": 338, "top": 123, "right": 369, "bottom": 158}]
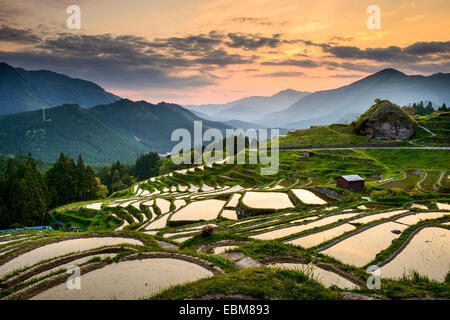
[
  {"left": 221, "top": 210, "right": 238, "bottom": 220},
  {"left": 242, "top": 192, "right": 294, "bottom": 210},
  {"left": 436, "top": 203, "right": 450, "bottom": 210},
  {"left": 85, "top": 203, "right": 102, "bottom": 210},
  {"left": 380, "top": 227, "right": 450, "bottom": 282},
  {"left": 144, "top": 214, "right": 171, "bottom": 230},
  {"left": 291, "top": 189, "right": 327, "bottom": 205},
  {"left": 226, "top": 194, "right": 241, "bottom": 208},
  {"left": 320, "top": 222, "right": 409, "bottom": 267},
  {"left": 7, "top": 147, "right": 448, "bottom": 300},
  {"left": 350, "top": 210, "right": 409, "bottom": 224},
  {"left": 251, "top": 213, "right": 360, "bottom": 241},
  {"left": 170, "top": 199, "right": 226, "bottom": 221},
  {"left": 267, "top": 263, "right": 359, "bottom": 290},
  {"left": 0, "top": 237, "right": 143, "bottom": 277},
  {"left": 395, "top": 211, "right": 450, "bottom": 225},
  {"left": 31, "top": 258, "right": 214, "bottom": 300},
  {"left": 418, "top": 172, "right": 439, "bottom": 191},
  {"left": 173, "top": 236, "right": 193, "bottom": 243},
  {"left": 287, "top": 223, "right": 356, "bottom": 248},
  {"left": 115, "top": 220, "right": 129, "bottom": 231},
  {"left": 439, "top": 172, "right": 450, "bottom": 188},
  {"left": 120, "top": 200, "right": 135, "bottom": 208},
  {"left": 32, "top": 253, "right": 118, "bottom": 280},
  {"left": 410, "top": 204, "right": 428, "bottom": 210},
  {"left": 155, "top": 199, "right": 171, "bottom": 214},
  {"left": 380, "top": 172, "right": 421, "bottom": 192},
  {"left": 173, "top": 200, "right": 186, "bottom": 210}
]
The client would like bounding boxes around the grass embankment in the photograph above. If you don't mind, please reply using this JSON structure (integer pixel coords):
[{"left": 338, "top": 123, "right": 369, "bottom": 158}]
[
  {"left": 279, "top": 124, "right": 389, "bottom": 147},
  {"left": 415, "top": 112, "right": 450, "bottom": 147},
  {"left": 151, "top": 267, "right": 341, "bottom": 300},
  {"left": 365, "top": 149, "right": 450, "bottom": 171}
]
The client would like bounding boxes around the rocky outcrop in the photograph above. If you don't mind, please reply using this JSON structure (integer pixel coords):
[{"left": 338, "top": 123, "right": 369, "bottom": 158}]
[{"left": 355, "top": 100, "right": 417, "bottom": 140}]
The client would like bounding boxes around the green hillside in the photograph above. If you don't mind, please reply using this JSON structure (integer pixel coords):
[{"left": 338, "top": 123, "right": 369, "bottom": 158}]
[
  {"left": 0, "top": 100, "right": 233, "bottom": 164},
  {"left": 0, "top": 62, "right": 121, "bottom": 115},
  {"left": 88, "top": 99, "right": 232, "bottom": 153},
  {"left": 278, "top": 124, "right": 391, "bottom": 147},
  {"left": 0, "top": 104, "right": 148, "bottom": 163}
]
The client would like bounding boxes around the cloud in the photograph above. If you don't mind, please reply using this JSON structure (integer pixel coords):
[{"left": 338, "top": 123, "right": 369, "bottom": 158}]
[
  {"left": 323, "top": 41, "right": 450, "bottom": 63},
  {"left": 261, "top": 59, "right": 320, "bottom": 68},
  {"left": 226, "top": 33, "right": 283, "bottom": 50},
  {"left": 328, "top": 73, "right": 364, "bottom": 78},
  {"left": 327, "top": 36, "right": 354, "bottom": 43},
  {"left": 0, "top": 29, "right": 258, "bottom": 90},
  {"left": 0, "top": 24, "right": 41, "bottom": 43},
  {"left": 229, "top": 17, "right": 289, "bottom": 27},
  {"left": 254, "top": 71, "right": 304, "bottom": 77},
  {"left": 148, "top": 31, "right": 225, "bottom": 56},
  {"left": 403, "top": 41, "right": 450, "bottom": 56},
  {"left": 0, "top": 22, "right": 448, "bottom": 93},
  {"left": 0, "top": 50, "right": 216, "bottom": 90},
  {"left": 193, "top": 49, "right": 254, "bottom": 66}
]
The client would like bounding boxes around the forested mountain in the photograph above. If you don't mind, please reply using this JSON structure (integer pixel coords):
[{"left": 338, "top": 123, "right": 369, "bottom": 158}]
[
  {"left": 0, "top": 104, "right": 149, "bottom": 164},
  {"left": 0, "top": 99, "right": 232, "bottom": 164},
  {"left": 0, "top": 62, "right": 120, "bottom": 115},
  {"left": 88, "top": 99, "right": 232, "bottom": 154},
  {"left": 258, "top": 69, "right": 450, "bottom": 128},
  {"left": 184, "top": 89, "right": 310, "bottom": 122}
]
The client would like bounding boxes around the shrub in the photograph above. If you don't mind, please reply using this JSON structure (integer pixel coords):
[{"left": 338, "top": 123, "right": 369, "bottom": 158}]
[{"left": 201, "top": 224, "right": 215, "bottom": 236}]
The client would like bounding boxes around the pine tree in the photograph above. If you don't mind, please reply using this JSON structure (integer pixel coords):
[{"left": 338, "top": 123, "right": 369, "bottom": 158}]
[
  {"left": 76, "top": 155, "right": 86, "bottom": 201},
  {"left": 45, "top": 153, "right": 77, "bottom": 206},
  {"left": 84, "top": 165, "right": 99, "bottom": 199},
  {"left": 133, "top": 152, "right": 160, "bottom": 180},
  {"left": 0, "top": 155, "right": 49, "bottom": 228},
  {"left": 425, "top": 102, "right": 434, "bottom": 115}
]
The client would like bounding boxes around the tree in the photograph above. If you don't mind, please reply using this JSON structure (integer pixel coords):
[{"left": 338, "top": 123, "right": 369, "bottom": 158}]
[
  {"left": 45, "top": 153, "right": 77, "bottom": 206},
  {"left": 45, "top": 153, "right": 106, "bottom": 206},
  {"left": 412, "top": 101, "right": 434, "bottom": 116},
  {"left": 84, "top": 165, "right": 106, "bottom": 199},
  {"left": 98, "top": 161, "right": 135, "bottom": 194},
  {"left": 132, "top": 152, "right": 160, "bottom": 180},
  {"left": 425, "top": 102, "right": 434, "bottom": 115},
  {"left": 0, "top": 155, "right": 49, "bottom": 228},
  {"left": 76, "top": 155, "right": 86, "bottom": 201}
]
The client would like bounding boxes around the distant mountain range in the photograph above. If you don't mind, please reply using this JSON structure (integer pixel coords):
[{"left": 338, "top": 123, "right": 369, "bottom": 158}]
[
  {"left": 1, "top": 63, "right": 449, "bottom": 163},
  {"left": 184, "top": 89, "right": 310, "bottom": 123},
  {"left": 0, "top": 99, "right": 232, "bottom": 164},
  {"left": 0, "top": 62, "right": 120, "bottom": 115},
  {"left": 257, "top": 69, "right": 450, "bottom": 128}
]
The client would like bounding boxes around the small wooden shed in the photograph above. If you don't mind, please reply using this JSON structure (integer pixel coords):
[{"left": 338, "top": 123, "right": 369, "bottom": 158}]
[
  {"left": 67, "top": 226, "right": 80, "bottom": 233},
  {"left": 336, "top": 175, "right": 365, "bottom": 189},
  {"left": 299, "top": 151, "right": 315, "bottom": 158}
]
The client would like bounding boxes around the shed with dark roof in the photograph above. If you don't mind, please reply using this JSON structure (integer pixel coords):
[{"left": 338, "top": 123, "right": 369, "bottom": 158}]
[{"left": 336, "top": 175, "right": 365, "bottom": 189}]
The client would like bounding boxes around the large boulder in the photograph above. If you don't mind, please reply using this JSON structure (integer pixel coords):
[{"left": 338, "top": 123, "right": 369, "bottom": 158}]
[{"left": 354, "top": 100, "right": 417, "bottom": 140}]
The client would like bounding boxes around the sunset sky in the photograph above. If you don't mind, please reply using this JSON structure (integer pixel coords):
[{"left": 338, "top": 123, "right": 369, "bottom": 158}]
[{"left": 0, "top": 0, "right": 449, "bottom": 104}]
